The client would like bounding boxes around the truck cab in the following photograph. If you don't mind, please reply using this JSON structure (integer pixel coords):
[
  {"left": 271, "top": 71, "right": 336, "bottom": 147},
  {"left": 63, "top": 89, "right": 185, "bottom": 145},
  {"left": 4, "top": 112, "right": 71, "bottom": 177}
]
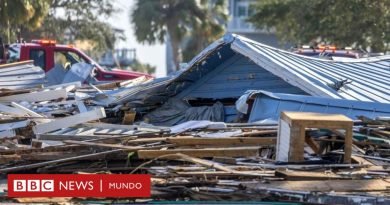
[{"left": 2, "top": 39, "right": 152, "bottom": 82}]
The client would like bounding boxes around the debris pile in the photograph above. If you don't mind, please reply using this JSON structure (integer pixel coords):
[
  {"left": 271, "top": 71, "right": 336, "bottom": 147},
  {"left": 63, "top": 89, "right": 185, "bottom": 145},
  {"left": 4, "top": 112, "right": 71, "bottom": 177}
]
[{"left": 0, "top": 33, "right": 389, "bottom": 204}]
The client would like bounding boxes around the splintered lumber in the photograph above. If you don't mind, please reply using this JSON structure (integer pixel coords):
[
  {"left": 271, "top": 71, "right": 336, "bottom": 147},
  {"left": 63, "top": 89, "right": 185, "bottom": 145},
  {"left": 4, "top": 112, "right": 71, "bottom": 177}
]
[
  {"left": 176, "top": 171, "right": 274, "bottom": 177},
  {"left": 137, "top": 146, "right": 260, "bottom": 159},
  {"left": 38, "top": 134, "right": 124, "bottom": 141},
  {"left": 167, "top": 137, "right": 276, "bottom": 146},
  {"left": 275, "top": 170, "right": 350, "bottom": 180},
  {"left": 33, "top": 107, "right": 106, "bottom": 135},
  {"left": 0, "top": 154, "right": 21, "bottom": 163},
  {"left": 0, "top": 149, "right": 123, "bottom": 173},
  {"left": 0, "top": 145, "right": 85, "bottom": 155},
  {"left": 0, "top": 89, "right": 67, "bottom": 102},
  {"left": 247, "top": 179, "right": 390, "bottom": 192},
  {"left": 235, "top": 130, "right": 277, "bottom": 137},
  {"left": 63, "top": 139, "right": 164, "bottom": 150}
]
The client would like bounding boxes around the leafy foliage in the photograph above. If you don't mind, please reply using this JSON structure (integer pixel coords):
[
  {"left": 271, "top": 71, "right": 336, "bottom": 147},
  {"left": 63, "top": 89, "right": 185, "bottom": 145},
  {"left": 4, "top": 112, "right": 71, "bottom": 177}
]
[
  {"left": 131, "top": 0, "right": 227, "bottom": 71},
  {"left": 248, "top": 0, "right": 390, "bottom": 52},
  {"left": 30, "top": 0, "right": 118, "bottom": 51},
  {"left": 130, "top": 59, "right": 156, "bottom": 74},
  {"left": 182, "top": 0, "right": 228, "bottom": 61},
  {"left": 0, "top": 0, "right": 51, "bottom": 43}
]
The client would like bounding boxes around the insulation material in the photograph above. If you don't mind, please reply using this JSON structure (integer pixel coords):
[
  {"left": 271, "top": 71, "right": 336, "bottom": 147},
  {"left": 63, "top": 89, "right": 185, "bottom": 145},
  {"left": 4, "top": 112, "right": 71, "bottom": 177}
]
[{"left": 144, "top": 98, "right": 225, "bottom": 126}]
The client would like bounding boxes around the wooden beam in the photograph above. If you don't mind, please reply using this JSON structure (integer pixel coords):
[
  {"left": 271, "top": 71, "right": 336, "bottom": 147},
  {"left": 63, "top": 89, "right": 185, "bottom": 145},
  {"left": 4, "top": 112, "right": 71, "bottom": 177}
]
[
  {"left": 0, "top": 149, "right": 123, "bottom": 173},
  {"left": 63, "top": 139, "right": 153, "bottom": 150},
  {"left": 33, "top": 107, "right": 106, "bottom": 135},
  {"left": 247, "top": 179, "right": 390, "bottom": 192},
  {"left": 137, "top": 147, "right": 260, "bottom": 159},
  {"left": 167, "top": 137, "right": 276, "bottom": 146},
  {"left": 0, "top": 60, "right": 34, "bottom": 69},
  {"left": 305, "top": 135, "right": 320, "bottom": 154},
  {"left": 38, "top": 134, "right": 123, "bottom": 141},
  {"left": 176, "top": 171, "right": 274, "bottom": 177},
  {"left": 275, "top": 170, "right": 349, "bottom": 180}
]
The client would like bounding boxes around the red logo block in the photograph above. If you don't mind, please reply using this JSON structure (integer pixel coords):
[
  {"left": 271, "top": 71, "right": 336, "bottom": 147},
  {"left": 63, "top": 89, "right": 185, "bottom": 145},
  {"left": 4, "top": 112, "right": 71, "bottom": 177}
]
[{"left": 8, "top": 174, "right": 151, "bottom": 197}]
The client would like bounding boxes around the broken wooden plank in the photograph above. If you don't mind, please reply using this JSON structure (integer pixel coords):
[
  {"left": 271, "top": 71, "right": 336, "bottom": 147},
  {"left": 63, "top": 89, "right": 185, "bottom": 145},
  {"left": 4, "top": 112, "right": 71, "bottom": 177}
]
[
  {"left": 167, "top": 137, "right": 276, "bottom": 146},
  {"left": 247, "top": 179, "right": 390, "bottom": 192},
  {"left": 0, "top": 60, "right": 34, "bottom": 69},
  {"left": 137, "top": 147, "right": 260, "bottom": 159},
  {"left": 275, "top": 170, "right": 350, "bottom": 180},
  {"left": 176, "top": 171, "right": 274, "bottom": 177},
  {"left": 33, "top": 107, "right": 106, "bottom": 135},
  {"left": 38, "top": 134, "right": 123, "bottom": 141},
  {"left": 63, "top": 139, "right": 151, "bottom": 150},
  {"left": 0, "top": 149, "right": 123, "bottom": 173},
  {"left": 0, "top": 89, "right": 67, "bottom": 102}
]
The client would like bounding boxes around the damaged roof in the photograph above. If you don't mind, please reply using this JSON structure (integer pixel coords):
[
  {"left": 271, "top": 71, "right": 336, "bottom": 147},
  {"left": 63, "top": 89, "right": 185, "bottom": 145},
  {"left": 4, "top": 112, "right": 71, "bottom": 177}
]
[
  {"left": 230, "top": 34, "right": 390, "bottom": 103},
  {"left": 106, "top": 33, "right": 389, "bottom": 106}
]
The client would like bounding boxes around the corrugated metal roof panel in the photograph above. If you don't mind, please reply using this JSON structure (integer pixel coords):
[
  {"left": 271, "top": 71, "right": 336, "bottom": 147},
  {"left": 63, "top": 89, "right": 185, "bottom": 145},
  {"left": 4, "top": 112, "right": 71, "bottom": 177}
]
[
  {"left": 231, "top": 34, "right": 390, "bottom": 103},
  {"left": 0, "top": 61, "right": 45, "bottom": 89}
]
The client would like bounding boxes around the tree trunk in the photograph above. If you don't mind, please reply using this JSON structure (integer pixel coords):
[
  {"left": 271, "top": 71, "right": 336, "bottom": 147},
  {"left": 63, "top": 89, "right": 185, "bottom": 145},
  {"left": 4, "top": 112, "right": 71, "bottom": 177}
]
[{"left": 167, "top": 20, "right": 182, "bottom": 71}]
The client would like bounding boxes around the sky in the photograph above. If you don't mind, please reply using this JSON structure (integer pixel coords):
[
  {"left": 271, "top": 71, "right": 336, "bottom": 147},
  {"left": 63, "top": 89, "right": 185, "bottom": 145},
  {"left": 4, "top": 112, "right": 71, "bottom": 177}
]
[{"left": 106, "top": 0, "right": 167, "bottom": 77}]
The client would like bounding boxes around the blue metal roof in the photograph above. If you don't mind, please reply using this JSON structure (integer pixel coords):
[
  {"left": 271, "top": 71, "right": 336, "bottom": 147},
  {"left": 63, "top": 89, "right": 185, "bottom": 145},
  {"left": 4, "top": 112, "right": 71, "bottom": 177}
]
[
  {"left": 230, "top": 34, "right": 390, "bottom": 103},
  {"left": 101, "top": 33, "right": 390, "bottom": 106},
  {"left": 245, "top": 91, "right": 390, "bottom": 123}
]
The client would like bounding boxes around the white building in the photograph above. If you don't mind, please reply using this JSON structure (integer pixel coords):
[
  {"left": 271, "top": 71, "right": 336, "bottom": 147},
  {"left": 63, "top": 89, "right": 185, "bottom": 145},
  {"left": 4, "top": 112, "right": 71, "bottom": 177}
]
[{"left": 227, "top": 0, "right": 283, "bottom": 48}]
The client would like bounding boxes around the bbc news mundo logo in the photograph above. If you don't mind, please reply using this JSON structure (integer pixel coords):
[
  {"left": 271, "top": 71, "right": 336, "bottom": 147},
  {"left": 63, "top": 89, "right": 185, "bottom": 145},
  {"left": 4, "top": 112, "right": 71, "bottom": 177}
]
[{"left": 8, "top": 174, "right": 151, "bottom": 197}]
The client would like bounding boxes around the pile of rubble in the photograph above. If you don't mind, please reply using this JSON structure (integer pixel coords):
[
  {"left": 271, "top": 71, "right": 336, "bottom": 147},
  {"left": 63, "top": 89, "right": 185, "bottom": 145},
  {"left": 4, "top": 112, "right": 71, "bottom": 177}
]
[{"left": 0, "top": 33, "right": 389, "bottom": 204}]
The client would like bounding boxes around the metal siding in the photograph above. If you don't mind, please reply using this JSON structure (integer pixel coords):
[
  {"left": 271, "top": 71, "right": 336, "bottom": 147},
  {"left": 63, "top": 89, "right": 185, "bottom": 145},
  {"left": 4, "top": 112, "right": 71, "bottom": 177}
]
[
  {"left": 181, "top": 54, "right": 307, "bottom": 99},
  {"left": 0, "top": 62, "right": 45, "bottom": 89}
]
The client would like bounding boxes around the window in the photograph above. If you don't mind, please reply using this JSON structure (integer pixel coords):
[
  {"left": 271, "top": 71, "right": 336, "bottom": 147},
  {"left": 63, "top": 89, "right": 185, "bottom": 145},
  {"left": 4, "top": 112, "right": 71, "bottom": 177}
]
[
  {"left": 54, "top": 50, "right": 86, "bottom": 70},
  {"left": 237, "top": 5, "right": 247, "bottom": 17},
  {"left": 29, "top": 49, "right": 46, "bottom": 69}
]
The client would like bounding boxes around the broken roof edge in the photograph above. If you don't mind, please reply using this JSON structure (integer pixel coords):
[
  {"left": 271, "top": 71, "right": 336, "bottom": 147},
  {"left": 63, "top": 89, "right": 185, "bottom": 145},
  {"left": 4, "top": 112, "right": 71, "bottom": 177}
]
[
  {"left": 231, "top": 34, "right": 390, "bottom": 63},
  {"left": 230, "top": 38, "right": 342, "bottom": 99},
  {"left": 173, "top": 33, "right": 236, "bottom": 76}
]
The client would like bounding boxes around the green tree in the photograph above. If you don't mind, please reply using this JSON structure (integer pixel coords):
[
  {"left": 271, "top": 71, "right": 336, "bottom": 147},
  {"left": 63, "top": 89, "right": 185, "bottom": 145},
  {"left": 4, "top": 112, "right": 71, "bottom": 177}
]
[
  {"left": 130, "top": 59, "right": 156, "bottom": 74},
  {"left": 248, "top": 0, "right": 390, "bottom": 52},
  {"left": 21, "top": 0, "right": 119, "bottom": 52},
  {"left": 131, "top": 0, "right": 227, "bottom": 71},
  {"left": 0, "top": 0, "right": 51, "bottom": 43},
  {"left": 182, "top": 0, "right": 228, "bottom": 61}
]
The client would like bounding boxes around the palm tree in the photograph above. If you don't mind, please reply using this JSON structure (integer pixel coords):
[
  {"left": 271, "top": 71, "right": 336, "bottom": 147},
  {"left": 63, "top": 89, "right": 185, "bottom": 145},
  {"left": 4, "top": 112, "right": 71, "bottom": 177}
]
[
  {"left": 131, "top": 0, "right": 227, "bottom": 71},
  {"left": 183, "top": 0, "right": 228, "bottom": 62},
  {"left": 0, "top": 0, "right": 50, "bottom": 43}
]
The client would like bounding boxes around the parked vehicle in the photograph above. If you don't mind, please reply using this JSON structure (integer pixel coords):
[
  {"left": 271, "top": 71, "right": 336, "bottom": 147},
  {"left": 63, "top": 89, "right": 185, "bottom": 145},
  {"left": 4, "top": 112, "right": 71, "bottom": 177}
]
[
  {"left": 0, "top": 39, "right": 152, "bottom": 81},
  {"left": 292, "top": 45, "right": 362, "bottom": 59}
]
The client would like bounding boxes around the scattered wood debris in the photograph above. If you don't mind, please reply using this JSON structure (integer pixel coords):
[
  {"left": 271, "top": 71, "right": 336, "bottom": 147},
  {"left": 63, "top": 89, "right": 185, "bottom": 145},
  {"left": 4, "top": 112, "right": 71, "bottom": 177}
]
[{"left": 0, "top": 81, "right": 388, "bottom": 204}]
